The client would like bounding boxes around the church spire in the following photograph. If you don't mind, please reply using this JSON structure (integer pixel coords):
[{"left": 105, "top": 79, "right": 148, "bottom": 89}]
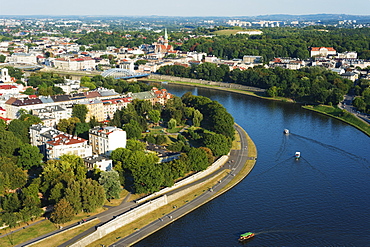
[{"left": 164, "top": 28, "right": 168, "bottom": 46}]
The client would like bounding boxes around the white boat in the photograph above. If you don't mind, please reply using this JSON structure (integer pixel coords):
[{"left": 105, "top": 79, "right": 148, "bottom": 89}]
[
  {"left": 295, "top": 152, "right": 301, "bottom": 159},
  {"left": 283, "top": 129, "right": 289, "bottom": 134}
]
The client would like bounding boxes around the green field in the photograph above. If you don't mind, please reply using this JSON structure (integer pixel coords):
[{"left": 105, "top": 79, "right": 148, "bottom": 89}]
[{"left": 0, "top": 220, "right": 57, "bottom": 247}]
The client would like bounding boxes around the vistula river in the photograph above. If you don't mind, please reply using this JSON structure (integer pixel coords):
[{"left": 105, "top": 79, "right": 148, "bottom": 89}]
[{"left": 135, "top": 83, "right": 370, "bottom": 246}]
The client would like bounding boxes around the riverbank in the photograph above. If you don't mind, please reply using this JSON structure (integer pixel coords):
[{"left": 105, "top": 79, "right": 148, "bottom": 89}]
[
  {"left": 302, "top": 105, "right": 370, "bottom": 137},
  {"left": 88, "top": 124, "right": 257, "bottom": 247},
  {"left": 144, "top": 76, "right": 294, "bottom": 103},
  {"left": 145, "top": 77, "right": 369, "bottom": 137}
]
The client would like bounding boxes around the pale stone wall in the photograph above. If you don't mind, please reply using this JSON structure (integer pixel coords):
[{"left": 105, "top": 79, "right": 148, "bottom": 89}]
[{"left": 69, "top": 195, "right": 168, "bottom": 247}]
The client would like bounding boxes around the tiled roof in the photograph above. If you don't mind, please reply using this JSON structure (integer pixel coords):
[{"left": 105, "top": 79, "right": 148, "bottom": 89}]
[
  {"left": 310, "top": 47, "right": 336, "bottom": 51},
  {"left": 47, "top": 133, "right": 87, "bottom": 146},
  {"left": 84, "top": 91, "right": 101, "bottom": 98},
  {"left": 12, "top": 98, "right": 43, "bottom": 106}
]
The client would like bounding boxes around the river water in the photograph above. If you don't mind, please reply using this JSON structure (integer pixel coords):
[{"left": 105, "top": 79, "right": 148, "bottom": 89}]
[{"left": 135, "top": 84, "right": 370, "bottom": 246}]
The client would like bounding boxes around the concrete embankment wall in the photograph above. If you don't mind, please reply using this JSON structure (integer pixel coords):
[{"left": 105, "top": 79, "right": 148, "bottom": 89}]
[
  {"left": 69, "top": 156, "right": 228, "bottom": 247},
  {"left": 148, "top": 74, "right": 266, "bottom": 93},
  {"left": 136, "top": 155, "right": 228, "bottom": 204},
  {"left": 69, "top": 195, "right": 168, "bottom": 247}
]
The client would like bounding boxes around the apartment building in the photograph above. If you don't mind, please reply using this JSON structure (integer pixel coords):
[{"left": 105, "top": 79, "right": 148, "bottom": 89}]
[
  {"left": 89, "top": 126, "right": 126, "bottom": 156},
  {"left": 46, "top": 133, "right": 92, "bottom": 160}
]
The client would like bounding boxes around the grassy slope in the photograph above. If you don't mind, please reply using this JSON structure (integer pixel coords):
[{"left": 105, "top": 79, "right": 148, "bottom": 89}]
[{"left": 303, "top": 105, "right": 370, "bottom": 137}]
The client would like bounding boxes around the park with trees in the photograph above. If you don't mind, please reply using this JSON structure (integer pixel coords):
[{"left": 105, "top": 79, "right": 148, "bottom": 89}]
[{"left": 0, "top": 70, "right": 235, "bottom": 233}]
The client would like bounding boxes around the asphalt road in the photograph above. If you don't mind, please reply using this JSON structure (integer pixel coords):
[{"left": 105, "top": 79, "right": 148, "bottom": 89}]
[
  {"left": 339, "top": 93, "right": 370, "bottom": 123},
  {"left": 110, "top": 124, "right": 253, "bottom": 247}
]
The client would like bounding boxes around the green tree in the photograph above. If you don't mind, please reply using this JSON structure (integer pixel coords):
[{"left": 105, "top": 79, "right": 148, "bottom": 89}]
[
  {"left": 80, "top": 179, "right": 106, "bottom": 212},
  {"left": 74, "top": 122, "right": 90, "bottom": 139},
  {"left": 156, "top": 134, "right": 168, "bottom": 145},
  {"left": 23, "top": 88, "right": 36, "bottom": 95},
  {"left": 187, "top": 147, "right": 209, "bottom": 171},
  {"left": 57, "top": 117, "right": 81, "bottom": 134},
  {"left": 0, "top": 54, "right": 6, "bottom": 63},
  {"left": 2, "top": 193, "right": 21, "bottom": 212},
  {"left": 17, "top": 144, "right": 43, "bottom": 170},
  {"left": 124, "top": 119, "right": 142, "bottom": 139},
  {"left": 49, "top": 182, "right": 64, "bottom": 204},
  {"left": 126, "top": 139, "right": 145, "bottom": 151},
  {"left": 1, "top": 212, "right": 20, "bottom": 229},
  {"left": 50, "top": 198, "right": 74, "bottom": 224},
  {"left": 200, "top": 146, "right": 214, "bottom": 164},
  {"left": 0, "top": 129, "right": 22, "bottom": 156},
  {"left": 72, "top": 104, "right": 89, "bottom": 123},
  {"left": 148, "top": 109, "right": 161, "bottom": 125},
  {"left": 192, "top": 109, "right": 203, "bottom": 127},
  {"left": 64, "top": 181, "right": 82, "bottom": 214},
  {"left": 168, "top": 118, "right": 177, "bottom": 129},
  {"left": 144, "top": 134, "right": 156, "bottom": 144},
  {"left": 99, "top": 170, "right": 122, "bottom": 200},
  {"left": 0, "top": 157, "right": 27, "bottom": 189},
  {"left": 203, "top": 133, "right": 232, "bottom": 156}
]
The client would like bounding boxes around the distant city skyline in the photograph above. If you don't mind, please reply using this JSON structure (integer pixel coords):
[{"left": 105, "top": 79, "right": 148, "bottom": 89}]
[{"left": 1, "top": 0, "right": 369, "bottom": 17}]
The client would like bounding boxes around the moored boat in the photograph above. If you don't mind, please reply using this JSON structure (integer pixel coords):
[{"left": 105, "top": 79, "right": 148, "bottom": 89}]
[
  {"left": 238, "top": 232, "right": 255, "bottom": 241},
  {"left": 295, "top": 151, "right": 301, "bottom": 159},
  {"left": 283, "top": 129, "right": 289, "bottom": 134}
]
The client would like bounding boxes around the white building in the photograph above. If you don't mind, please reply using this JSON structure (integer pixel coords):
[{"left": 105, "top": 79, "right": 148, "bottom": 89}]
[
  {"left": 102, "top": 97, "right": 132, "bottom": 120},
  {"left": 89, "top": 126, "right": 127, "bottom": 156},
  {"left": 46, "top": 133, "right": 92, "bottom": 160},
  {"left": 32, "top": 105, "right": 71, "bottom": 127},
  {"left": 5, "top": 53, "right": 37, "bottom": 64},
  {"left": 243, "top": 55, "right": 263, "bottom": 64},
  {"left": 29, "top": 124, "right": 63, "bottom": 157},
  {"left": 53, "top": 57, "right": 96, "bottom": 71},
  {"left": 310, "top": 47, "right": 337, "bottom": 57},
  {"left": 84, "top": 155, "right": 113, "bottom": 171},
  {"left": 54, "top": 79, "right": 81, "bottom": 94},
  {"left": 337, "top": 51, "right": 357, "bottom": 59},
  {"left": 236, "top": 30, "right": 263, "bottom": 35}
]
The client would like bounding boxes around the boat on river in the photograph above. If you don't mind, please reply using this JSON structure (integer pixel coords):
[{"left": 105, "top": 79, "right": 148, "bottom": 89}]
[
  {"left": 283, "top": 129, "right": 289, "bottom": 134},
  {"left": 295, "top": 152, "right": 301, "bottom": 159},
  {"left": 238, "top": 232, "right": 255, "bottom": 241}
]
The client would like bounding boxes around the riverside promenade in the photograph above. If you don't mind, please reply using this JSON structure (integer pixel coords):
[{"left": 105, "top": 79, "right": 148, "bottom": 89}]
[{"left": 108, "top": 123, "right": 257, "bottom": 247}]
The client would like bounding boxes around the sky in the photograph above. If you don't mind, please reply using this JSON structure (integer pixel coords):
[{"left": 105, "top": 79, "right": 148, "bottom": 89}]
[{"left": 1, "top": 0, "right": 369, "bottom": 17}]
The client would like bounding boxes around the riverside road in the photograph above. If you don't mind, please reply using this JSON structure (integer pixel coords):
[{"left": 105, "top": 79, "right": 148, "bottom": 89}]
[
  {"left": 18, "top": 124, "right": 254, "bottom": 247},
  {"left": 110, "top": 124, "right": 253, "bottom": 247}
]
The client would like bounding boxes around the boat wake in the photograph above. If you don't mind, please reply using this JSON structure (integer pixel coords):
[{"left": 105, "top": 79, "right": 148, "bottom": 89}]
[
  {"left": 249, "top": 157, "right": 293, "bottom": 179},
  {"left": 290, "top": 133, "right": 370, "bottom": 169},
  {"left": 254, "top": 229, "right": 300, "bottom": 235},
  {"left": 275, "top": 134, "right": 288, "bottom": 162}
]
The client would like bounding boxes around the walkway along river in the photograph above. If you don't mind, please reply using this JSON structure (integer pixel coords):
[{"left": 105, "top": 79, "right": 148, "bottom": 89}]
[{"left": 134, "top": 83, "right": 370, "bottom": 246}]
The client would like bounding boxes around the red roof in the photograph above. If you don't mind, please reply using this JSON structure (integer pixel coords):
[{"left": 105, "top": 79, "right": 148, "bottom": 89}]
[
  {"left": 0, "top": 116, "right": 11, "bottom": 121},
  {"left": 83, "top": 91, "right": 101, "bottom": 98},
  {"left": 47, "top": 133, "right": 87, "bottom": 146},
  {"left": 310, "top": 47, "right": 336, "bottom": 51},
  {"left": 0, "top": 85, "right": 17, "bottom": 89},
  {"left": 102, "top": 97, "right": 132, "bottom": 104}
]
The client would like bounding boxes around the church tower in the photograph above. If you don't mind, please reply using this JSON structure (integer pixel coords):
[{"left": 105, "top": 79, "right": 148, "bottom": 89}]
[
  {"left": 0, "top": 68, "right": 11, "bottom": 83},
  {"left": 164, "top": 28, "right": 168, "bottom": 47}
]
